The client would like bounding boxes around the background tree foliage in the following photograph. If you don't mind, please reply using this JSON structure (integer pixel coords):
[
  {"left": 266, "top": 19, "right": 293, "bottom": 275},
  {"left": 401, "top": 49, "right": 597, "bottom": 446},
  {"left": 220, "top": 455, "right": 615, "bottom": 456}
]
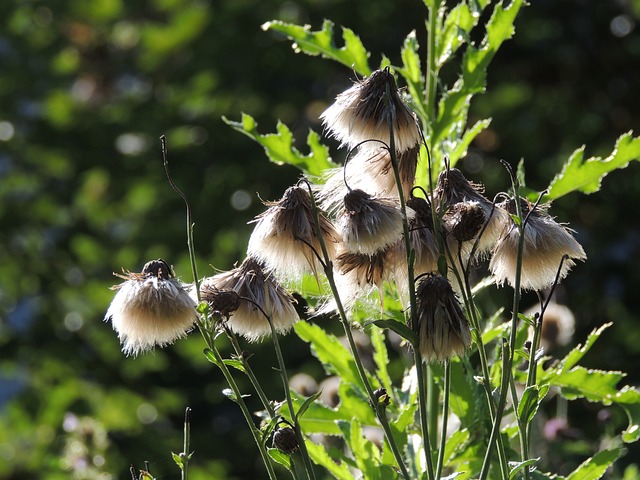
[{"left": 0, "top": 0, "right": 639, "bottom": 478}]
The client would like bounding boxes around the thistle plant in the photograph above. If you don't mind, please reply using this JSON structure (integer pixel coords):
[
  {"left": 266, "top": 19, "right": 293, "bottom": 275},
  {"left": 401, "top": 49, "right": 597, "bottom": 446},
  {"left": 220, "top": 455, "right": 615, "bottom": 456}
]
[{"left": 105, "top": 1, "right": 640, "bottom": 478}]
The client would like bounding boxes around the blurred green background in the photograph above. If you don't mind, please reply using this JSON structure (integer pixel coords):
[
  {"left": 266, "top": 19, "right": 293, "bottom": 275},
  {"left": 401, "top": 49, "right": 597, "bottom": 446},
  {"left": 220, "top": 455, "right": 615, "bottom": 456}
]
[{"left": 1, "top": 0, "right": 639, "bottom": 478}]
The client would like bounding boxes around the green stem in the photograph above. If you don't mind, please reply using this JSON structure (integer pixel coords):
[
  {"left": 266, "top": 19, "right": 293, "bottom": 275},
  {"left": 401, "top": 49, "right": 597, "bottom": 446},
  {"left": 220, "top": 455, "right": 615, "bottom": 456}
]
[
  {"left": 425, "top": 0, "right": 440, "bottom": 122},
  {"left": 208, "top": 340, "right": 278, "bottom": 480},
  {"left": 435, "top": 360, "right": 451, "bottom": 480},
  {"left": 445, "top": 244, "right": 509, "bottom": 479},
  {"left": 479, "top": 339, "right": 511, "bottom": 480},
  {"left": 267, "top": 311, "right": 316, "bottom": 480},
  {"left": 384, "top": 72, "right": 435, "bottom": 480},
  {"left": 427, "top": 366, "right": 439, "bottom": 450},
  {"left": 227, "top": 328, "right": 276, "bottom": 418},
  {"left": 509, "top": 375, "right": 530, "bottom": 480},
  {"left": 181, "top": 407, "right": 191, "bottom": 480},
  {"left": 304, "top": 182, "right": 412, "bottom": 480}
]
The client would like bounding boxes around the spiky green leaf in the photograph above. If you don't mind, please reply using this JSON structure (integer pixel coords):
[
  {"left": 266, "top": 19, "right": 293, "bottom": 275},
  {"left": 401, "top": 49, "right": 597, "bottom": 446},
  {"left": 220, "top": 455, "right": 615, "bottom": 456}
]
[
  {"left": 223, "top": 113, "right": 335, "bottom": 176},
  {"left": 262, "top": 19, "right": 371, "bottom": 75}
]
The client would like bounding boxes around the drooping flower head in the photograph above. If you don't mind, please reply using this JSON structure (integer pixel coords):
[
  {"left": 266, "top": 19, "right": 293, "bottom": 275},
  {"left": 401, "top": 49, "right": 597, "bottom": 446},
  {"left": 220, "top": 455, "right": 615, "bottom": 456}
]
[
  {"left": 436, "top": 167, "right": 507, "bottom": 255},
  {"left": 339, "top": 188, "right": 413, "bottom": 255},
  {"left": 317, "top": 144, "right": 419, "bottom": 215},
  {"left": 247, "top": 184, "right": 339, "bottom": 281},
  {"left": 412, "top": 274, "right": 472, "bottom": 363},
  {"left": 200, "top": 257, "right": 299, "bottom": 342},
  {"left": 525, "top": 301, "right": 575, "bottom": 352},
  {"left": 104, "top": 259, "right": 197, "bottom": 356},
  {"left": 320, "top": 68, "right": 420, "bottom": 153},
  {"left": 489, "top": 198, "right": 587, "bottom": 291}
]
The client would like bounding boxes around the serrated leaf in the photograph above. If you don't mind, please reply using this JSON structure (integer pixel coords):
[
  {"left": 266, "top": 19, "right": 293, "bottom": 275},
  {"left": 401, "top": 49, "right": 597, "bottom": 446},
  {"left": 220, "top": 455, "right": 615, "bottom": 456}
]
[
  {"left": 263, "top": 19, "right": 371, "bottom": 75},
  {"left": 268, "top": 448, "right": 292, "bottom": 469},
  {"left": 433, "top": 0, "right": 523, "bottom": 146},
  {"left": 294, "top": 321, "right": 366, "bottom": 391},
  {"left": 565, "top": 448, "right": 623, "bottom": 480},
  {"left": 549, "top": 323, "right": 612, "bottom": 376},
  {"left": 555, "top": 367, "right": 624, "bottom": 402},
  {"left": 448, "top": 359, "right": 476, "bottom": 425},
  {"left": 436, "top": 2, "right": 480, "bottom": 68},
  {"left": 613, "top": 386, "right": 640, "bottom": 443},
  {"left": 223, "top": 113, "right": 335, "bottom": 176},
  {"left": 546, "top": 132, "right": 640, "bottom": 200},
  {"left": 365, "top": 319, "right": 419, "bottom": 348},
  {"left": 305, "top": 440, "right": 355, "bottom": 480},
  {"left": 396, "top": 31, "right": 428, "bottom": 121}
]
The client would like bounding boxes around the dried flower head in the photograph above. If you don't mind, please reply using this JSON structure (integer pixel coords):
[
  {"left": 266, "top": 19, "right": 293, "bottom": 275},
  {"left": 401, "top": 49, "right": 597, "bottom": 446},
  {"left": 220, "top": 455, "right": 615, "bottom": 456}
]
[
  {"left": 339, "top": 188, "right": 412, "bottom": 255},
  {"left": 389, "top": 196, "right": 439, "bottom": 302},
  {"left": 320, "top": 69, "right": 420, "bottom": 153},
  {"left": 247, "top": 185, "right": 339, "bottom": 281},
  {"left": 200, "top": 286, "right": 242, "bottom": 319},
  {"left": 436, "top": 168, "right": 507, "bottom": 254},
  {"left": 412, "top": 274, "right": 472, "bottom": 362},
  {"left": 489, "top": 199, "right": 587, "bottom": 291},
  {"left": 104, "top": 259, "right": 197, "bottom": 356},
  {"left": 317, "top": 144, "right": 419, "bottom": 215},
  {"left": 200, "top": 257, "right": 299, "bottom": 341}
]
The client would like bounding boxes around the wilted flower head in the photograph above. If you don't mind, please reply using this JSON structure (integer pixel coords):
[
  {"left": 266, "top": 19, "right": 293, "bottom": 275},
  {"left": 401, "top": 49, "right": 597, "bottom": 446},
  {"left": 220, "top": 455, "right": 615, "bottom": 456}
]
[
  {"left": 200, "top": 256, "right": 299, "bottom": 342},
  {"left": 489, "top": 199, "right": 587, "bottom": 291},
  {"left": 412, "top": 274, "right": 472, "bottom": 362},
  {"left": 200, "top": 286, "right": 242, "bottom": 319},
  {"left": 104, "top": 259, "right": 197, "bottom": 356},
  {"left": 436, "top": 168, "right": 507, "bottom": 254},
  {"left": 320, "top": 69, "right": 420, "bottom": 153},
  {"left": 317, "top": 144, "right": 419, "bottom": 215},
  {"left": 339, "top": 188, "right": 412, "bottom": 255},
  {"left": 247, "top": 185, "right": 339, "bottom": 281}
]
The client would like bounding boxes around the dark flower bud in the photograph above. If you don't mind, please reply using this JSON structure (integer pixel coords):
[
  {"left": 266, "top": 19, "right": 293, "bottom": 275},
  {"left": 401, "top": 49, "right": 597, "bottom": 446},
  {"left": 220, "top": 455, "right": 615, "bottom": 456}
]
[
  {"left": 444, "top": 202, "right": 486, "bottom": 242},
  {"left": 200, "top": 286, "right": 242, "bottom": 319},
  {"left": 273, "top": 426, "right": 298, "bottom": 454},
  {"left": 373, "top": 388, "right": 390, "bottom": 408}
]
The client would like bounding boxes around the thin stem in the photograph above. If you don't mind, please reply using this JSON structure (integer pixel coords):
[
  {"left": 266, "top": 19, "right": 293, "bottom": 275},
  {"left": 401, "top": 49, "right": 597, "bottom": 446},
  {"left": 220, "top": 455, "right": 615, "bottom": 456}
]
[
  {"left": 509, "top": 375, "right": 530, "bottom": 480},
  {"left": 304, "top": 168, "right": 412, "bottom": 480},
  {"left": 427, "top": 366, "right": 439, "bottom": 451},
  {"left": 384, "top": 70, "right": 435, "bottom": 480},
  {"left": 479, "top": 339, "right": 511, "bottom": 480},
  {"left": 266, "top": 308, "right": 316, "bottom": 480},
  {"left": 208, "top": 339, "right": 278, "bottom": 480},
  {"left": 425, "top": 0, "right": 440, "bottom": 122},
  {"left": 445, "top": 242, "right": 510, "bottom": 480},
  {"left": 181, "top": 407, "right": 191, "bottom": 480},
  {"left": 160, "top": 136, "right": 200, "bottom": 295},
  {"left": 435, "top": 360, "right": 451, "bottom": 480},
  {"left": 226, "top": 326, "right": 276, "bottom": 418}
]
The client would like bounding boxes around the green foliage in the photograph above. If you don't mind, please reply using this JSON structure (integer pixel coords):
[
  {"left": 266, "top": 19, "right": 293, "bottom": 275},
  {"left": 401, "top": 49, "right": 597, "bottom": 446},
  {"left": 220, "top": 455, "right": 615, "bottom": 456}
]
[
  {"left": 546, "top": 131, "right": 640, "bottom": 200},
  {"left": 263, "top": 19, "right": 371, "bottom": 76},
  {"left": 223, "top": 113, "right": 335, "bottom": 177}
]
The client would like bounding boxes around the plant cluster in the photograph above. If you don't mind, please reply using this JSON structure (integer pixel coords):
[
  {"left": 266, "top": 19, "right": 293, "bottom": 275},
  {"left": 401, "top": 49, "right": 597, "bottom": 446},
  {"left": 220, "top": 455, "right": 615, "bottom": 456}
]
[{"left": 103, "top": 1, "right": 640, "bottom": 478}]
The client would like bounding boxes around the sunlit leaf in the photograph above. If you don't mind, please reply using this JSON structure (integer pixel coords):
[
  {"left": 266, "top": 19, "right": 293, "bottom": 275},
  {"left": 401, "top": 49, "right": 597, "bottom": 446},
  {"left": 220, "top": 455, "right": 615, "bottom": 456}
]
[
  {"left": 565, "top": 448, "right": 623, "bottom": 480},
  {"left": 262, "top": 19, "right": 371, "bottom": 76},
  {"left": 305, "top": 440, "right": 355, "bottom": 480},
  {"left": 268, "top": 448, "right": 292, "bottom": 469},
  {"left": 546, "top": 132, "right": 640, "bottom": 200},
  {"left": 223, "top": 113, "right": 335, "bottom": 177}
]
